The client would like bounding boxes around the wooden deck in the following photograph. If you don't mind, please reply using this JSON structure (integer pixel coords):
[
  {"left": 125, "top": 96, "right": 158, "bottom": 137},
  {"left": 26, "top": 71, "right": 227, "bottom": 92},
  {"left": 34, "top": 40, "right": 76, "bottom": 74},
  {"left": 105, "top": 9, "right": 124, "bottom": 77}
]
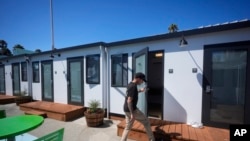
[
  {"left": 20, "top": 101, "right": 85, "bottom": 121},
  {"left": 117, "top": 118, "right": 229, "bottom": 141},
  {"left": 0, "top": 95, "right": 16, "bottom": 104}
]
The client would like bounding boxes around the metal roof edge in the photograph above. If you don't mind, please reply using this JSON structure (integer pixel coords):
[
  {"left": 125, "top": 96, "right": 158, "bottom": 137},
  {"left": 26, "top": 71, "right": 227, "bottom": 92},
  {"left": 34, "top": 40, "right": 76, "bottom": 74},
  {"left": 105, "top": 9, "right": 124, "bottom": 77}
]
[
  {"left": 0, "top": 42, "right": 105, "bottom": 61},
  {"left": 1, "top": 20, "right": 249, "bottom": 61},
  {"left": 106, "top": 20, "right": 250, "bottom": 47},
  {"left": 28, "top": 41, "right": 106, "bottom": 57}
]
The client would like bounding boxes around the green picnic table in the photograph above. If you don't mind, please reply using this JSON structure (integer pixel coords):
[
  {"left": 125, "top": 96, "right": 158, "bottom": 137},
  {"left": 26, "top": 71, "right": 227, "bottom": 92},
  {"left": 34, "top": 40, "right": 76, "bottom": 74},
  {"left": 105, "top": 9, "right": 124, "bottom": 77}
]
[{"left": 0, "top": 115, "right": 44, "bottom": 141}]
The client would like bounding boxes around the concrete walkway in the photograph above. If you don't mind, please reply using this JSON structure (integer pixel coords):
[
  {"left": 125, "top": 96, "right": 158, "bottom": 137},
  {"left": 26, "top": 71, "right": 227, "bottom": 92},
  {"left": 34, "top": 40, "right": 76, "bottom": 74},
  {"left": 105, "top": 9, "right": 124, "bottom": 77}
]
[{"left": 0, "top": 103, "right": 134, "bottom": 141}]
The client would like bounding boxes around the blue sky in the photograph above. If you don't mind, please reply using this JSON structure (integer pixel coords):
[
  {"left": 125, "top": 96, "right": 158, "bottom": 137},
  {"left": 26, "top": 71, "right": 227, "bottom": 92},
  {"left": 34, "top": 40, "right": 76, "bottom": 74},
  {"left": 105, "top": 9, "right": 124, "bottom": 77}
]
[{"left": 1, "top": 0, "right": 250, "bottom": 52}]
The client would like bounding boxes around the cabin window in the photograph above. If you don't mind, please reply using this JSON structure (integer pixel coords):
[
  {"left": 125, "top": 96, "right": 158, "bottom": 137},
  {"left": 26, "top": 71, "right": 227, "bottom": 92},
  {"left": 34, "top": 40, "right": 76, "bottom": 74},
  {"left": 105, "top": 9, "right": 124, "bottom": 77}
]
[
  {"left": 86, "top": 54, "right": 100, "bottom": 84},
  {"left": 21, "top": 62, "right": 27, "bottom": 81},
  {"left": 111, "top": 54, "right": 128, "bottom": 87},
  {"left": 32, "top": 61, "right": 40, "bottom": 83}
]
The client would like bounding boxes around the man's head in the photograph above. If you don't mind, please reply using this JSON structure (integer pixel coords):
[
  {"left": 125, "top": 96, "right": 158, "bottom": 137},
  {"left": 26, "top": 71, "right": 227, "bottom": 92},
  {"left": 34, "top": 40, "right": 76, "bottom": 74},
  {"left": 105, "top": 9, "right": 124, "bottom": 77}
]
[{"left": 134, "top": 72, "right": 147, "bottom": 84}]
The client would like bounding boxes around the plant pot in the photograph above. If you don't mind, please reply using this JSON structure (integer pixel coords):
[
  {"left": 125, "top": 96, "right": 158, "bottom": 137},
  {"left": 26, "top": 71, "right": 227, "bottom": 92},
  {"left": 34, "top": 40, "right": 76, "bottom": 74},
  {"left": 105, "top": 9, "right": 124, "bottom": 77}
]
[
  {"left": 84, "top": 111, "right": 105, "bottom": 127},
  {"left": 15, "top": 96, "right": 32, "bottom": 105}
]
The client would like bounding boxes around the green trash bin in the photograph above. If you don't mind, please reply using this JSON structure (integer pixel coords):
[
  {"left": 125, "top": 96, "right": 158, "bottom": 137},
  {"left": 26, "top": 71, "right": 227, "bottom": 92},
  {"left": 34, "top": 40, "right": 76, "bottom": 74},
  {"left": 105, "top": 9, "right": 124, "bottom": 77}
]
[{"left": 0, "top": 110, "right": 6, "bottom": 119}]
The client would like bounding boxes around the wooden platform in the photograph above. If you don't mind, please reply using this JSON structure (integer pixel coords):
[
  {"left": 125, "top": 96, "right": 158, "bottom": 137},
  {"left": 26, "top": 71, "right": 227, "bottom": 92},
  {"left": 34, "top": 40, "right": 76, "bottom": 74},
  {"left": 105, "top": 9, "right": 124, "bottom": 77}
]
[
  {"left": 19, "top": 101, "right": 85, "bottom": 121},
  {"left": 0, "top": 95, "right": 16, "bottom": 104},
  {"left": 117, "top": 118, "right": 229, "bottom": 141},
  {"left": 25, "top": 110, "right": 47, "bottom": 118}
]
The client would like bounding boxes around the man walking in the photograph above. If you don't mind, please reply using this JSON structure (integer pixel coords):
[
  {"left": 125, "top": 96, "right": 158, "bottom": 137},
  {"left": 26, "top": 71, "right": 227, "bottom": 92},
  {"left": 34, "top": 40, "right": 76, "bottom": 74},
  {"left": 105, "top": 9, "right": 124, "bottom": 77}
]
[{"left": 121, "top": 72, "right": 155, "bottom": 141}]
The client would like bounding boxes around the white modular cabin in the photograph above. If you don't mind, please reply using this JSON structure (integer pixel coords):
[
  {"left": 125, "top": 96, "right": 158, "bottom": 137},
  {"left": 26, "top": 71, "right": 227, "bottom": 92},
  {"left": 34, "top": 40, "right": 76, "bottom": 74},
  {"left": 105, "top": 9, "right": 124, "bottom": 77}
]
[
  {"left": 0, "top": 42, "right": 107, "bottom": 108},
  {"left": 1, "top": 20, "right": 250, "bottom": 128}
]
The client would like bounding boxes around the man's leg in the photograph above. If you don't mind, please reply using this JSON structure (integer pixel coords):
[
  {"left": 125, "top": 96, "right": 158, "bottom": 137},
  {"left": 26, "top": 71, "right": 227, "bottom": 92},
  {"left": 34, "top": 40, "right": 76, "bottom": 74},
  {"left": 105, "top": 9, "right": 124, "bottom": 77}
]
[
  {"left": 134, "top": 109, "right": 155, "bottom": 141},
  {"left": 121, "top": 112, "right": 134, "bottom": 141}
]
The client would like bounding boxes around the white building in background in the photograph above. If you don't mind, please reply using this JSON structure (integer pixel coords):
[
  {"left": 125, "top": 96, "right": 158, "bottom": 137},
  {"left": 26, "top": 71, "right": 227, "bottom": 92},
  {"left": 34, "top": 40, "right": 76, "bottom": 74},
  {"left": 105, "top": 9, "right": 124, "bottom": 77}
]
[{"left": 0, "top": 20, "right": 250, "bottom": 128}]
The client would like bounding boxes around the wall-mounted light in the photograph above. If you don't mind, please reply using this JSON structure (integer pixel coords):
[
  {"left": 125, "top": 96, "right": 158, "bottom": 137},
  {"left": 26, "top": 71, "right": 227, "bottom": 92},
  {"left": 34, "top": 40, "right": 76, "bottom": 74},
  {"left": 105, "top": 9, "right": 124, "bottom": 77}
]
[
  {"left": 50, "top": 54, "right": 54, "bottom": 58},
  {"left": 155, "top": 52, "right": 163, "bottom": 58},
  {"left": 179, "top": 36, "right": 188, "bottom": 47},
  {"left": 50, "top": 53, "right": 60, "bottom": 58},
  {"left": 24, "top": 54, "right": 30, "bottom": 63}
]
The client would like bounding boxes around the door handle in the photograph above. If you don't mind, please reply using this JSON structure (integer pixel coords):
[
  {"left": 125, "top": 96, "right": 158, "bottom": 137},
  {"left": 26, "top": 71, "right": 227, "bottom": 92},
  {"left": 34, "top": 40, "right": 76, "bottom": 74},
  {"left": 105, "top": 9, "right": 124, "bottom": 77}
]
[{"left": 205, "top": 85, "right": 213, "bottom": 93}]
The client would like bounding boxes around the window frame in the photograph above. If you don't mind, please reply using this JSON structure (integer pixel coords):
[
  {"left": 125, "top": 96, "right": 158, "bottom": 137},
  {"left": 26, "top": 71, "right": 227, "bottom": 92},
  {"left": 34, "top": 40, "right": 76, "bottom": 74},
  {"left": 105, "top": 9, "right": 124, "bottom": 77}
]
[
  {"left": 111, "top": 53, "right": 128, "bottom": 87},
  {"left": 32, "top": 61, "right": 40, "bottom": 83},
  {"left": 86, "top": 54, "right": 100, "bottom": 84},
  {"left": 21, "top": 62, "right": 27, "bottom": 81}
]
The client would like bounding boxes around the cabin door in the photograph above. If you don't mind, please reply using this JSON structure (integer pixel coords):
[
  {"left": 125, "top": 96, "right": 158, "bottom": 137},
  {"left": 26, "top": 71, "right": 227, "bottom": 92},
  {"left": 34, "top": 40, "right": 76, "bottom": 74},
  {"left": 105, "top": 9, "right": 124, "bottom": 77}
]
[
  {"left": 0, "top": 65, "right": 5, "bottom": 94},
  {"left": 202, "top": 41, "right": 250, "bottom": 128},
  {"left": 41, "top": 60, "right": 54, "bottom": 101},
  {"left": 67, "top": 57, "right": 84, "bottom": 105},
  {"left": 12, "top": 63, "right": 20, "bottom": 96},
  {"left": 133, "top": 47, "right": 148, "bottom": 115}
]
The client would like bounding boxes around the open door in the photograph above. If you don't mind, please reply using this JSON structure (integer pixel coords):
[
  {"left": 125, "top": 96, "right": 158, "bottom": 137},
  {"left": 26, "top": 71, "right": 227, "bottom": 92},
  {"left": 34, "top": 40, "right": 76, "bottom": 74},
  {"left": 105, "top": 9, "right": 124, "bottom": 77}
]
[{"left": 133, "top": 47, "right": 148, "bottom": 115}]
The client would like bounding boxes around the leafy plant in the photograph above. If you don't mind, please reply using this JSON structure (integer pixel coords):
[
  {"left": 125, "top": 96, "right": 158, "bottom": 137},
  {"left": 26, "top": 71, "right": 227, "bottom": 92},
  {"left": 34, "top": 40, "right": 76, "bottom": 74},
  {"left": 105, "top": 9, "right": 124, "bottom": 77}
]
[
  {"left": 87, "top": 99, "right": 103, "bottom": 114},
  {"left": 168, "top": 23, "right": 179, "bottom": 33},
  {"left": 18, "top": 88, "right": 28, "bottom": 96}
]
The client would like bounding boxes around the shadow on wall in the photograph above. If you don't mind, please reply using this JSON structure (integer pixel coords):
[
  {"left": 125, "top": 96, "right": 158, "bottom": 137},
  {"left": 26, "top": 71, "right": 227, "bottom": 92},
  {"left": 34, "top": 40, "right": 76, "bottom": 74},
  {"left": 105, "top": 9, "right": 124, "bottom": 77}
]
[
  {"left": 196, "top": 73, "right": 203, "bottom": 87},
  {"left": 89, "top": 84, "right": 98, "bottom": 89},
  {"left": 187, "top": 50, "right": 203, "bottom": 73},
  {"left": 114, "top": 87, "right": 126, "bottom": 97},
  {"left": 164, "top": 88, "right": 187, "bottom": 123}
]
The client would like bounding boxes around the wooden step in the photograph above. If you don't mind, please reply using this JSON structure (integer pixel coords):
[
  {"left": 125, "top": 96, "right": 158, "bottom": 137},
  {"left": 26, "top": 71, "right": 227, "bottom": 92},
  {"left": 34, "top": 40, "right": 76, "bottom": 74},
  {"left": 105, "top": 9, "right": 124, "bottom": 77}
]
[
  {"left": 117, "top": 119, "right": 230, "bottom": 141},
  {"left": 20, "top": 101, "right": 85, "bottom": 121},
  {"left": 25, "top": 110, "right": 47, "bottom": 118},
  {"left": 0, "top": 95, "right": 16, "bottom": 104}
]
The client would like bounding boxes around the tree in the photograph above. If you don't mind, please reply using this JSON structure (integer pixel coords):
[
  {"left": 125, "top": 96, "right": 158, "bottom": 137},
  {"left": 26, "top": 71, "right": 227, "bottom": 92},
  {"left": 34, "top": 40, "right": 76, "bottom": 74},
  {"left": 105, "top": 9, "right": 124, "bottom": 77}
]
[
  {"left": 35, "top": 49, "right": 42, "bottom": 53},
  {"left": 0, "top": 40, "right": 12, "bottom": 56},
  {"left": 13, "top": 44, "right": 24, "bottom": 49},
  {"left": 168, "top": 24, "right": 179, "bottom": 33},
  {"left": 0, "top": 40, "right": 7, "bottom": 48}
]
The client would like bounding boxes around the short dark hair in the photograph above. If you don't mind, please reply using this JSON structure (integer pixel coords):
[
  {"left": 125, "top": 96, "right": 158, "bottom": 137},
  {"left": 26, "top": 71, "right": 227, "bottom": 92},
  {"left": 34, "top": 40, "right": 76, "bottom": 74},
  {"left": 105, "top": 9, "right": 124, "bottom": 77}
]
[{"left": 135, "top": 72, "right": 147, "bottom": 82}]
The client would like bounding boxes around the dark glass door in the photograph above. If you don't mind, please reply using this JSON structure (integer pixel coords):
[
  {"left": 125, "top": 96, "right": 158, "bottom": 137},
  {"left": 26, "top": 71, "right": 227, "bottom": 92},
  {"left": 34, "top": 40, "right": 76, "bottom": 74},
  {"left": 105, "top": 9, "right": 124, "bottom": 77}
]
[
  {"left": 67, "top": 57, "right": 84, "bottom": 105},
  {"left": 41, "top": 60, "right": 54, "bottom": 101},
  {"left": 12, "top": 63, "right": 20, "bottom": 96},
  {"left": 0, "top": 65, "right": 5, "bottom": 94},
  {"left": 203, "top": 41, "right": 250, "bottom": 128},
  {"left": 133, "top": 47, "right": 148, "bottom": 115}
]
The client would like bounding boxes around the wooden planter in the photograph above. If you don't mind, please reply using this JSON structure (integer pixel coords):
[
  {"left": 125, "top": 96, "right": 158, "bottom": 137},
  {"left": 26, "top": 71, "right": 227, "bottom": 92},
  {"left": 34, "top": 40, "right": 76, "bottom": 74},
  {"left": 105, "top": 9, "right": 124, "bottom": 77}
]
[
  {"left": 15, "top": 96, "right": 32, "bottom": 106},
  {"left": 84, "top": 111, "right": 105, "bottom": 127}
]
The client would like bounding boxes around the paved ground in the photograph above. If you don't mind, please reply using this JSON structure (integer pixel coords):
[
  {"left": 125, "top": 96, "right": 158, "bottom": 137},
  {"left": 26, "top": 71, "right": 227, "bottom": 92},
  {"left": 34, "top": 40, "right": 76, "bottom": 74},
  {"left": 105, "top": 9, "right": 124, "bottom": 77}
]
[{"left": 0, "top": 103, "right": 134, "bottom": 141}]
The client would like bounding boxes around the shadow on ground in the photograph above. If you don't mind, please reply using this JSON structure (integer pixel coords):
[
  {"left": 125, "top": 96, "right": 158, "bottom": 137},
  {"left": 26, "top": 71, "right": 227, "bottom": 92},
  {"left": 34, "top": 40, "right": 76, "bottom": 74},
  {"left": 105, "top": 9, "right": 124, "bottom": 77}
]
[
  {"left": 154, "top": 126, "right": 172, "bottom": 141},
  {"left": 96, "top": 119, "right": 115, "bottom": 128}
]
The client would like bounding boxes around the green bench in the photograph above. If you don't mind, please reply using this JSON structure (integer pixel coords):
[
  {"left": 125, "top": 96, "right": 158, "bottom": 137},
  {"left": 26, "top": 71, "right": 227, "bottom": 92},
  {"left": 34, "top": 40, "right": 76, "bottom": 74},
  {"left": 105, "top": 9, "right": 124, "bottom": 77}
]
[
  {"left": 34, "top": 128, "right": 64, "bottom": 141},
  {"left": 0, "top": 110, "right": 6, "bottom": 119}
]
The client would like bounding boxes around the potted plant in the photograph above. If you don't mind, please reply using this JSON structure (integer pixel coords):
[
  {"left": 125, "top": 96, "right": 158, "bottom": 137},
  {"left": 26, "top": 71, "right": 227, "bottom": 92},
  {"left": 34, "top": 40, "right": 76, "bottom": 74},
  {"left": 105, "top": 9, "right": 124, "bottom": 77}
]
[
  {"left": 84, "top": 99, "right": 105, "bottom": 127},
  {"left": 15, "top": 88, "right": 32, "bottom": 105}
]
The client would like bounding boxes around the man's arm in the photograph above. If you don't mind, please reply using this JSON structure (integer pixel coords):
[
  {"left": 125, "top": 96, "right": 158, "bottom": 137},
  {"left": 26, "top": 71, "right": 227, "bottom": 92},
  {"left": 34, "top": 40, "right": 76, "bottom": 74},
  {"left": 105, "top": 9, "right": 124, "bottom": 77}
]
[{"left": 138, "top": 87, "right": 146, "bottom": 93}]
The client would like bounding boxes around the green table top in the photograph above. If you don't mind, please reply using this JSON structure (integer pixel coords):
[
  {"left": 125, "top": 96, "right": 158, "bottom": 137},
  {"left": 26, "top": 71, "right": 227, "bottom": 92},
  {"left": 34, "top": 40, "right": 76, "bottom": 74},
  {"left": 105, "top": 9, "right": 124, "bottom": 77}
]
[{"left": 0, "top": 115, "right": 44, "bottom": 139}]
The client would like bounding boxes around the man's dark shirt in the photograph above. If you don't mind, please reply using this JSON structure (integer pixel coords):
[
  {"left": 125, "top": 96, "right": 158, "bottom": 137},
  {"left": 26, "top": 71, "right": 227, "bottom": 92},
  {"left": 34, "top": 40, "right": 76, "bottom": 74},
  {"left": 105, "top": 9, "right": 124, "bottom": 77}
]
[{"left": 124, "top": 82, "right": 138, "bottom": 112}]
